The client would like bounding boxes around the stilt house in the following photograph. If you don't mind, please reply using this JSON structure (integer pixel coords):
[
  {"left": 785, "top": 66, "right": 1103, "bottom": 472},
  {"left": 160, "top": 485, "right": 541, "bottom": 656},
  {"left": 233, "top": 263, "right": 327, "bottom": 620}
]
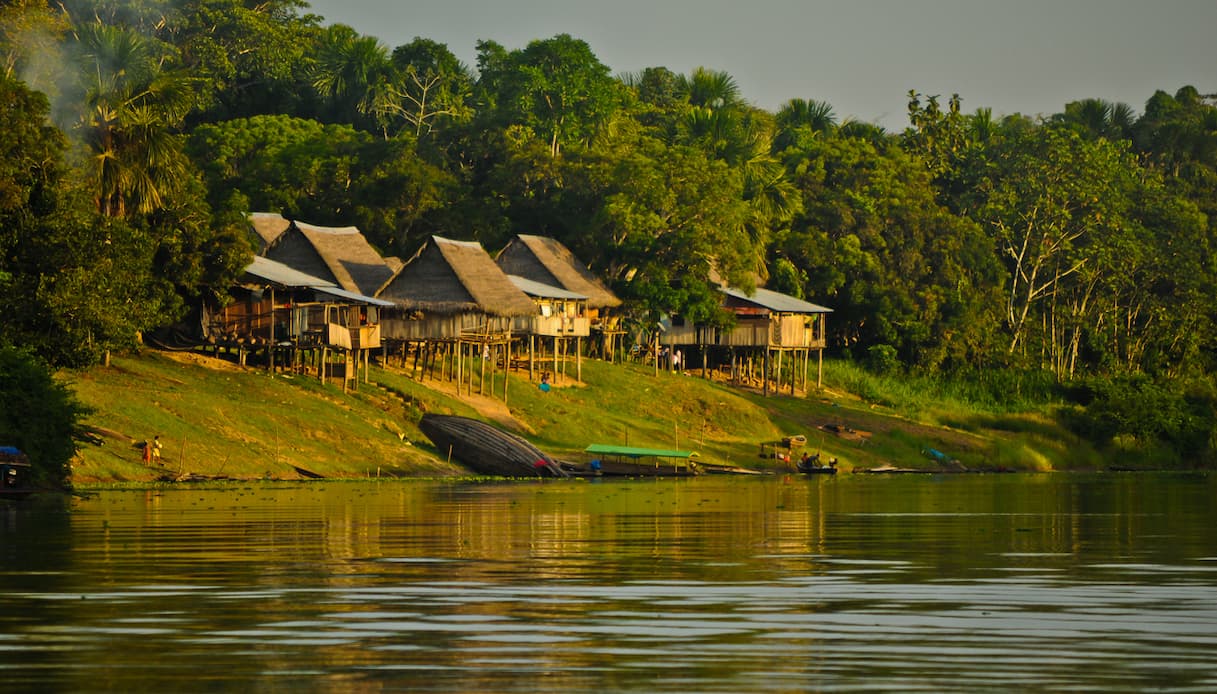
[
  {"left": 495, "top": 235, "right": 625, "bottom": 359},
  {"left": 664, "top": 285, "right": 832, "bottom": 392},
  {"left": 506, "top": 274, "right": 590, "bottom": 383},
  {"left": 206, "top": 256, "right": 392, "bottom": 386},
  {"left": 376, "top": 236, "right": 537, "bottom": 400}
]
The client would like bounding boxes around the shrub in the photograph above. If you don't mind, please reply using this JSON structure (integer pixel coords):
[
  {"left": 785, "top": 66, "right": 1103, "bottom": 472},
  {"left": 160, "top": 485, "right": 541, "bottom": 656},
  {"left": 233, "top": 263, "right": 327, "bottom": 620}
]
[{"left": 0, "top": 345, "right": 89, "bottom": 488}]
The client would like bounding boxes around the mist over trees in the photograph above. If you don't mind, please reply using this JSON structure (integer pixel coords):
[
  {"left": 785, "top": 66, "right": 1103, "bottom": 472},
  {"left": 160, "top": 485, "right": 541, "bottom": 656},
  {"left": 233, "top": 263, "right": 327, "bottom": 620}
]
[{"left": 3, "top": 2, "right": 1217, "bottom": 443}]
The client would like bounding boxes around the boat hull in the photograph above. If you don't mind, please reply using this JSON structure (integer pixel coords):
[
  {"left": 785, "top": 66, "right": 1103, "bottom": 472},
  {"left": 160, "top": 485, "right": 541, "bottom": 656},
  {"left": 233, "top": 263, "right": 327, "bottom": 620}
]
[
  {"left": 1, "top": 454, "right": 36, "bottom": 500},
  {"left": 419, "top": 414, "right": 567, "bottom": 478}
]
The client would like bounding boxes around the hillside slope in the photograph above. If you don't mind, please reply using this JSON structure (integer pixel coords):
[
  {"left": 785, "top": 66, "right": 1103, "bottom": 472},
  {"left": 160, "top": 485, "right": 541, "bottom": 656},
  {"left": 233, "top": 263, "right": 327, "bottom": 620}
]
[{"left": 65, "top": 350, "right": 1096, "bottom": 483}]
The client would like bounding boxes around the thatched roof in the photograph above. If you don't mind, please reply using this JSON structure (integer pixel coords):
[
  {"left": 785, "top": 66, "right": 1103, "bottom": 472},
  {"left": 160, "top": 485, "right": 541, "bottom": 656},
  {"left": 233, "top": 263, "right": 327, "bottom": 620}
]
[
  {"left": 377, "top": 236, "right": 536, "bottom": 316},
  {"left": 247, "top": 212, "right": 292, "bottom": 252},
  {"left": 495, "top": 234, "right": 621, "bottom": 308},
  {"left": 263, "top": 220, "right": 395, "bottom": 298}
]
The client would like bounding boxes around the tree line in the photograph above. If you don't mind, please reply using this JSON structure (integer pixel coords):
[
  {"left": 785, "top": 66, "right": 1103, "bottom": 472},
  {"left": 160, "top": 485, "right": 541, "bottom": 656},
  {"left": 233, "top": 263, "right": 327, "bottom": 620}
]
[{"left": 3, "top": 1, "right": 1217, "bottom": 479}]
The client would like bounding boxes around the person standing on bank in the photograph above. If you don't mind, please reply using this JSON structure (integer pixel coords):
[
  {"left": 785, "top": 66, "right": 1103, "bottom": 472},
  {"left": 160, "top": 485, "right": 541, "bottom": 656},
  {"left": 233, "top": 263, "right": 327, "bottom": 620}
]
[{"left": 152, "top": 435, "right": 163, "bottom": 465}]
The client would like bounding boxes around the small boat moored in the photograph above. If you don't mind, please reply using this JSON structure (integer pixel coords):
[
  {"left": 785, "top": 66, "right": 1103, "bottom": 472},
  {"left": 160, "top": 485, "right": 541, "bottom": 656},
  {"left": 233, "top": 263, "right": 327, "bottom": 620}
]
[
  {"left": 1, "top": 446, "right": 37, "bottom": 500},
  {"left": 418, "top": 414, "right": 567, "bottom": 477},
  {"left": 577, "top": 444, "right": 702, "bottom": 477}
]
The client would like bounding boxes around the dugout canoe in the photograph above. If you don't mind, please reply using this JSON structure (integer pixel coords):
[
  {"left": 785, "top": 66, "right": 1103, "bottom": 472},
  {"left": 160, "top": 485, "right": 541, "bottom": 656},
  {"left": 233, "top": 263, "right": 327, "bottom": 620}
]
[{"left": 419, "top": 414, "right": 567, "bottom": 478}]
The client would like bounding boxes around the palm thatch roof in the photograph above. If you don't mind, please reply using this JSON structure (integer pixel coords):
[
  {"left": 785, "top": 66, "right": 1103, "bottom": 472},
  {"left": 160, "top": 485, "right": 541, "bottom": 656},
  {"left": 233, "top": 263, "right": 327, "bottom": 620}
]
[
  {"left": 263, "top": 220, "right": 395, "bottom": 297},
  {"left": 495, "top": 234, "right": 621, "bottom": 308},
  {"left": 377, "top": 236, "right": 536, "bottom": 316},
  {"left": 247, "top": 212, "right": 292, "bottom": 252}
]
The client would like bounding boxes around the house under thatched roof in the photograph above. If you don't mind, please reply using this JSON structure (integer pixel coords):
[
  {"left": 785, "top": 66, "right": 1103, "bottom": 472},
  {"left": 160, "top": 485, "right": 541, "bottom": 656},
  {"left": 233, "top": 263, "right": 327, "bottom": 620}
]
[
  {"left": 495, "top": 234, "right": 621, "bottom": 308},
  {"left": 247, "top": 212, "right": 292, "bottom": 252},
  {"left": 263, "top": 219, "right": 395, "bottom": 298},
  {"left": 378, "top": 236, "right": 536, "bottom": 316}
]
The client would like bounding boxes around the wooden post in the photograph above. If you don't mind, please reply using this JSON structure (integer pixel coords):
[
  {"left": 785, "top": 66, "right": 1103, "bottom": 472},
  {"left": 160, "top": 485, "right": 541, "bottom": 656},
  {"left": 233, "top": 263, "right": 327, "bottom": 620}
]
[
  {"left": 529, "top": 334, "right": 535, "bottom": 381},
  {"left": 576, "top": 336, "right": 582, "bottom": 382},
  {"left": 763, "top": 348, "right": 770, "bottom": 397},
  {"left": 775, "top": 348, "right": 783, "bottom": 394},
  {"left": 653, "top": 333, "right": 659, "bottom": 377},
  {"left": 503, "top": 340, "right": 511, "bottom": 404},
  {"left": 268, "top": 288, "right": 276, "bottom": 375},
  {"left": 479, "top": 341, "right": 487, "bottom": 396},
  {"left": 553, "top": 336, "right": 559, "bottom": 384},
  {"left": 817, "top": 348, "right": 824, "bottom": 388}
]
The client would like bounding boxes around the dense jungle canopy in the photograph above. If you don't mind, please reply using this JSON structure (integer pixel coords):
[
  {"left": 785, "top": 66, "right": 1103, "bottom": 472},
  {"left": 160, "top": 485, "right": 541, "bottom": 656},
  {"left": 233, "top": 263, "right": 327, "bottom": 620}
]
[{"left": 3, "top": 1, "right": 1217, "bottom": 481}]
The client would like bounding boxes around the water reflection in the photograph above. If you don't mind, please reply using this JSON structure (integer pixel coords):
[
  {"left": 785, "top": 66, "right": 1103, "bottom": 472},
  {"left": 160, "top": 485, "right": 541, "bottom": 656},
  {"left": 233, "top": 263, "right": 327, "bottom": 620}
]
[{"left": 1, "top": 474, "right": 1215, "bottom": 691}]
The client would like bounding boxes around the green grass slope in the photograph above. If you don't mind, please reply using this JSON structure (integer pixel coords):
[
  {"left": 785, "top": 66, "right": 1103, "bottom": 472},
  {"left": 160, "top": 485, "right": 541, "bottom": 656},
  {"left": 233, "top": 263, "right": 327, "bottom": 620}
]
[{"left": 65, "top": 350, "right": 1100, "bottom": 483}]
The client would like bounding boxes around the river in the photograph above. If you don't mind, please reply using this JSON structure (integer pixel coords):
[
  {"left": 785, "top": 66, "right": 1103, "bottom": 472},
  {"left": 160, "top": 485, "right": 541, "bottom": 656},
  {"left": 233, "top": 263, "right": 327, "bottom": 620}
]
[{"left": 2, "top": 473, "right": 1215, "bottom": 691}]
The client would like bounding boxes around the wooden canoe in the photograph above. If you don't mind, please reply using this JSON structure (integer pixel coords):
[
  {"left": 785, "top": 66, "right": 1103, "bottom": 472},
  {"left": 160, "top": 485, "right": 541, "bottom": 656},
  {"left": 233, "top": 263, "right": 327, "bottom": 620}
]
[{"left": 419, "top": 414, "right": 567, "bottom": 478}]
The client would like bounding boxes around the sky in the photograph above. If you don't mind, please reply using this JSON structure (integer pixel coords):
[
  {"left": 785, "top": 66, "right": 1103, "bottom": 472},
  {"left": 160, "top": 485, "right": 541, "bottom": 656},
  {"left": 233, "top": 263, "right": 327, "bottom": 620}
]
[{"left": 302, "top": 0, "right": 1217, "bottom": 131}]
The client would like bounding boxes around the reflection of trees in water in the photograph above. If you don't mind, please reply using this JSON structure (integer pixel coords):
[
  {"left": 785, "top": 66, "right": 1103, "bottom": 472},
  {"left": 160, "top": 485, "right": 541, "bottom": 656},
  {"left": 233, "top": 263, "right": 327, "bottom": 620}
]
[{"left": 2, "top": 476, "right": 1214, "bottom": 690}]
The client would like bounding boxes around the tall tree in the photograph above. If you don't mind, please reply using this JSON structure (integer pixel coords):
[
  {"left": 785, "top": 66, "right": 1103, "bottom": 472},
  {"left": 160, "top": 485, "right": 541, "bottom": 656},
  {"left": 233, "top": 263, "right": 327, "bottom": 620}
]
[
  {"left": 66, "top": 22, "right": 198, "bottom": 218},
  {"left": 382, "top": 38, "right": 473, "bottom": 138},
  {"left": 475, "top": 34, "right": 621, "bottom": 158},
  {"left": 310, "top": 24, "right": 394, "bottom": 133},
  {"left": 961, "top": 124, "right": 1188, "bottom": 376},
  {"left": 773, "top": 98, "right": 837, "bottom": 153},
  {"left": 778, "top": 133, "right": 1003, "bottom": 369},
  {"left": 0, "top": 74, "right": 167, "bottom": 367}
]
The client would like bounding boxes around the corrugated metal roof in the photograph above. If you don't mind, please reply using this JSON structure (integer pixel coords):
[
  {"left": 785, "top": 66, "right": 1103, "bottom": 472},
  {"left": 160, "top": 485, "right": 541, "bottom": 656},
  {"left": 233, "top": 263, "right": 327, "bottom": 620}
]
[
  {"left": 720, "top": 286, "right": 833, "bottom": 314},
  {"left": 507, "top": 274, "right": 588, "bottom": 300},
  {"left": 244, "top": 256, "right": 393, "bottom": 306},
  {"left": 245, "top": 255, "right": 336, "bottom": 288},
  {"left": 312, "top": 286, "right": 396, "bottom": 307}
]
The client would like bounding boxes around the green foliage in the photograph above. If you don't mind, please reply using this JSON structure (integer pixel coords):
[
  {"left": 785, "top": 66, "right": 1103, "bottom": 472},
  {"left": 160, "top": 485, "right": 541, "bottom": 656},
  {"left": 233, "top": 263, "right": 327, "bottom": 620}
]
[
  {"left": 474, "top": 34, "right": 622, "bottom": 157},
  {"left": 1061, "top": 375, "right": 1216, "bottom": 464},
  {"left": 0, "top": 74, "right": 169, "bottom": 367},
  {"left": 0, "top": 345, "right": 89, "bottom": 488},
  {"left": 864, "top": 344, "right": 900, "bottom": 375},
  {"left": 4, "top": 2, "right": 1217, "bottom": 390},
  {"left": 777, "top": 133, "right": 1003, "bottom": 369}
]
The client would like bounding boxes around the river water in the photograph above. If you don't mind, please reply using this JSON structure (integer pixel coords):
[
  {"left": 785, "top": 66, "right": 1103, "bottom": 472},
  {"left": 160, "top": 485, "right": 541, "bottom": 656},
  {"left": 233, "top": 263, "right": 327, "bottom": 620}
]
[{"left": 2, "top": 473, "right": 1215, "bottom": 692}]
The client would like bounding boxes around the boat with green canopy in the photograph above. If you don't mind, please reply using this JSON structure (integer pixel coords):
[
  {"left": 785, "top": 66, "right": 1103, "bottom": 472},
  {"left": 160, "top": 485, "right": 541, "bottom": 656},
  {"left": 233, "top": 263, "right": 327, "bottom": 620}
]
[{"left": 575, "top": 444, "right": 702, "bottom": 477}]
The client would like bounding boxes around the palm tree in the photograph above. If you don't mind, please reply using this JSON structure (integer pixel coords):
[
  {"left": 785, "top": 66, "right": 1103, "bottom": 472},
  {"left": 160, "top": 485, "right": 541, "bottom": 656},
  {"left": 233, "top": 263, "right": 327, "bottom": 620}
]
[
  {"left": 1056, "top": 98, "right": 1137, "bottom": 141},
  {"left": 311, "top": 24, "right": 395, "bottom": 133},
  {"left": 678, "top": 67, "right": 744, "bottom": 110},
  {"left": 71, "top": 22, "right": 196, "bottom": 218},
  {"left": 773, "top": 98, "right": 837, "bottom": 152}
]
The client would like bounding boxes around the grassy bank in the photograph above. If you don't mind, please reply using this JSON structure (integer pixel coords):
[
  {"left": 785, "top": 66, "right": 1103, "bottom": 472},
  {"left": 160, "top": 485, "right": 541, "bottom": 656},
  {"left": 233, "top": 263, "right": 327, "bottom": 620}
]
[{"left": 64, "top": 349, "right": 1102, "bottom": 484}]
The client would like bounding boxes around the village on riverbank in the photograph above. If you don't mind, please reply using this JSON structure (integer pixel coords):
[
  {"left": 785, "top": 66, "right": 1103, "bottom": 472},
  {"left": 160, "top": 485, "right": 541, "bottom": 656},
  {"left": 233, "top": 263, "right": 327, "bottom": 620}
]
[{"left": 58, "top": 212, "right": 1103, "bottom": 484}]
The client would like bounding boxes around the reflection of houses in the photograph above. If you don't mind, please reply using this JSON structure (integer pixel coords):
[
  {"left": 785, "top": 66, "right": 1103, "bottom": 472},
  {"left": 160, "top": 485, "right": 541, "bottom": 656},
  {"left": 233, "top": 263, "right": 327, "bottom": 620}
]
[
  {"left": 507, "top": 274, "right": 589, "bottom": 383},
  {"left": 206, "top": 256, "right": 392, "bottom": 390},
  {"left": 664, "top": 285, "right": 832, "bottom": 394},
  {"left": 377, "top": 236, "right": 536, "bottom": 401},
  {"left": 495, "top": 235, "right": 624, "bottom": 360}
]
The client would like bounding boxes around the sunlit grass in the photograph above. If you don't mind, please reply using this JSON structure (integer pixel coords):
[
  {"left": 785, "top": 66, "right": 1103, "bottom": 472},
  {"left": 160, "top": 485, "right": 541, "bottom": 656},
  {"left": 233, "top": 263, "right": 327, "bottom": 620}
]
[{"left": 65, "top": 349, "right": 1105, "bottom": 482}]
